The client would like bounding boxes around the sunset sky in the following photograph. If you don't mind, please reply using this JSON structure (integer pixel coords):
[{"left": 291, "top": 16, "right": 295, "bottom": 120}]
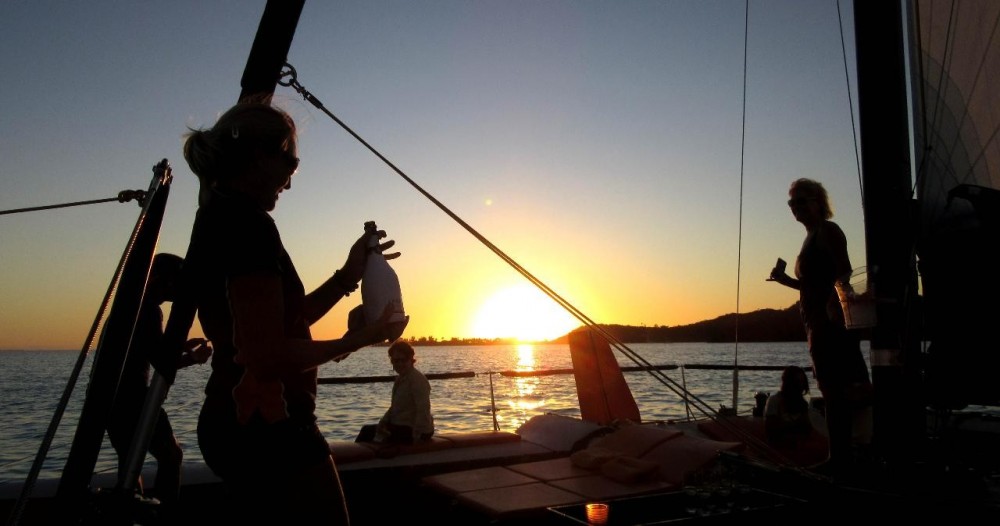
[{"left": 0, "top": 1, "right": 869, "bottom": 349}]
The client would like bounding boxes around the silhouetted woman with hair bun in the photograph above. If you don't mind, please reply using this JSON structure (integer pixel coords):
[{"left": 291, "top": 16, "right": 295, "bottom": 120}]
[{"left": 180, "top": 102, "right": 407, "bottom": 524}]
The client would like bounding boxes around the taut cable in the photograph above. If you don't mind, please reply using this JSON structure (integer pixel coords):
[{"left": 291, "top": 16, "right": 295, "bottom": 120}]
[
  {"left": 0, "top": 190, "right": 146, "bottom": 216},
  {"left": 277, "top": 63, "right": 803, "bottom": 464}
]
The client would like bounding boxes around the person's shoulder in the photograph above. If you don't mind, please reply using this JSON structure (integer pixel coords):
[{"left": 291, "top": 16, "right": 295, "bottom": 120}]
[
  {"left": 816, "top": 221, "right": 847, "bottom": 244},
  {"left": 820, "top": 220, "right": 846, "bottom": 236},
  {"left": 764, "top": 392, "right": 784, "bottom": 411},
  {"left": 412, "top": 368, "right": 431, "bottom": 384}
]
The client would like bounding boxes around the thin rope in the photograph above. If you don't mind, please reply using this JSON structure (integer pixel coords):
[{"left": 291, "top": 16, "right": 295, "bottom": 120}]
[
  {"left": 912, "top": 0, "right": 932, "bottom": 195},
  {"left": 836, "top": 0, "right": 865, "bottom": 206},
  {"left": 928, "top": 0, "right": 958, "bottom": 184},
  {"left": 0, "top": 190, "right": 146, "bottom": 216},
  {"left": 731, "top": 0, "right": 750, "bottom": 414},
  {"left": 279, "top": 65, "right": 708, "bottom": 406},
  {"left": 279, "top": 63, "right": 804, "bottom": 465},
  {"left": 7, "top": 200, "right": 149, "bottom": 526},
  {"left": 940, "top": 8, "right": 1000, "bottom": 187}
]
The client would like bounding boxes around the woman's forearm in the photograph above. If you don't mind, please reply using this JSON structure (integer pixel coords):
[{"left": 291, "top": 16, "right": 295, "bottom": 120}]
[
  {"left": 303, "top": 270, "right": 357, "bottom": 325},
  {"left": 228, "top": 273, "right": 381, "bottom": 379}
]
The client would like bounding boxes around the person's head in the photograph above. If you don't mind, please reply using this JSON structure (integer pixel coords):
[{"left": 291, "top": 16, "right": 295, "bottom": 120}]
[
  {"left": 147, "top": 253, "right": 184, "bottom": 305},
  {"left": 780, "top": 366, "right": 810, "bottom": 397},
  {"left": 787, "top": 178, "right": 833, "bottom": 224},
  {"left": 387, "top": 340, "right": 416, "bottom": 374},
  {"left": 183, "top": 102, "right": 299, "bottom": 211}
]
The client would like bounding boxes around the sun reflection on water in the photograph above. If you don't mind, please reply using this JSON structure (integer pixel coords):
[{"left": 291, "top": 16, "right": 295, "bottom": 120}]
[
  {"left": 516, "top": 343, "right": 535, "bottom": 369},
  {"left": 508, "top": 343, "right": 547, "bottom": 421}
]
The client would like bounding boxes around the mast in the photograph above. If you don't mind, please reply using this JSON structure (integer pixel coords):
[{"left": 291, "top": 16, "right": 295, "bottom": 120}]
[
  {"left": 852, "top": 0, "right": 923, "bottom": 468},
  {"left": 238, "top": 0, "right": 305, "bottom": 104}
]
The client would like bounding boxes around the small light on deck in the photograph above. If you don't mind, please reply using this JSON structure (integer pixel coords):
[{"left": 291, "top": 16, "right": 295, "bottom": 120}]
[{"left": 585, "top": 502, "right": 609, "bottom": 525}]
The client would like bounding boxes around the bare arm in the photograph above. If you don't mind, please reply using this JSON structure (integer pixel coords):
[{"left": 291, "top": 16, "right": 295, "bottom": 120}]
[{"left": 229, "top": 273, "right": 390, "bottom": 380}]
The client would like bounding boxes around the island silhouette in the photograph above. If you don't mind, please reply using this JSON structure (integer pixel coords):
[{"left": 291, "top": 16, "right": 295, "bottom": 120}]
[{"left": 395, "top": 302, "right": 878, "bottom": 346}]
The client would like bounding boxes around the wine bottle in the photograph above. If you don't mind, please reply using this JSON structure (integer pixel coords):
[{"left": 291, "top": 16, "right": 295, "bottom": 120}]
[{"left": 360, "top": 221, "right": 407, "bottom": 339}]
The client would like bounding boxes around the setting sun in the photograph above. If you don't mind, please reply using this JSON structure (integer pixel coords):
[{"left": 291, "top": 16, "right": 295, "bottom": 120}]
[{"left": 471, "top": 284, "right": 580, "bottom": 341}]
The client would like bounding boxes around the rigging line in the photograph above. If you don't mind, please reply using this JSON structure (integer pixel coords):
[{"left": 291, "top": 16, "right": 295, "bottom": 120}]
[
  {"left": 9, "top": 200, "right": 152, "bottom": 526},
  {"left": 912, "top": 0, "right": 933, "bottom": 196},
  {"left": 730, "top": 0, "right": 750, "bottom": 413},
  {"left": 888, "top": 3, "right": 936, "bottom": 357},
  {"left": 279, "top": 64, "right": 734, "bottom": 424},
  {"left": 282, "top": 64, "right": 608, "bottom": 348},
  {"left": 939, "top": 7, "right": 1000, "bottom": 187},
  {"left": 592, "top": 337, "right": 732, "bottom": 421},
  {"left": 0, "top": 190, "right": 146, "bottom": 216},
  {"left": 278, "top": 66, "right": 567, "bottom": 307},
  {"left": 911, "top": 3, "right": 1000, "bottom": 201},
  {"left": 836, "top": 0, "right": 865, "bottom": 205},
  {"left": 926, "top": 0, "right": 958, "bottom": 177},
  {"left": 277, "top": 64, "right": 706, "bottom": 396}
]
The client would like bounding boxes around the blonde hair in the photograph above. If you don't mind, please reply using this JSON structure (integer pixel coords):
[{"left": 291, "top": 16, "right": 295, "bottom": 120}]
[
  {"left": 183, "top": 102, "right": 296, "bottom": 187},
  {"left": 789, "top": 178, "right": 833, "bottom": 220}
]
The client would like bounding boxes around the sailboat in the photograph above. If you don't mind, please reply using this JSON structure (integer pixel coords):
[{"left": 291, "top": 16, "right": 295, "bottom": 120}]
[{"left": 3, "top": 0, "right": 999, "bottom": 524}]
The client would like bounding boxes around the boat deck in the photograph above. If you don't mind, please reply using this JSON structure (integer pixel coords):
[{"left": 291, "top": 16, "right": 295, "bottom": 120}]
[{"left": 4, "top": 413, "right": 999, "bottom": 525}]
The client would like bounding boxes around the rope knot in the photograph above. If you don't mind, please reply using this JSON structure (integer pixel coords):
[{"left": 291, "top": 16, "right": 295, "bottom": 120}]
[{"left": 118, "top": 189, "right": 147, "bottom": 205}]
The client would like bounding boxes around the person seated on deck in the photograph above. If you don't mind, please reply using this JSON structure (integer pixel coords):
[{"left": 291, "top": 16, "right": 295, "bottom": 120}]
[
  {"left": 763, "top": 366, "right": 814, "bottom": 448},
  {"left": 356, "top": 340, "right": 434, "bottom": 444}
]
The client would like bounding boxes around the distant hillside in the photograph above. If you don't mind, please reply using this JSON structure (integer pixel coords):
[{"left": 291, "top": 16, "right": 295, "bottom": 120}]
[{"left": 554, "top": 303, "right": 809, "bottom": 343}]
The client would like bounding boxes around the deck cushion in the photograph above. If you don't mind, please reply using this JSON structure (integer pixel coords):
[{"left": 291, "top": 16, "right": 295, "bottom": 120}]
[
  {"left": 333, "top": 431, "right": 521, "bottom": 464},
  {"left": 598, "top": 456, "right": 660, "bottom": 483},
  {"left": 457, "top": 482, "right": 585, "bottom": 517},
  {"left": 590, "top": 423, "right": 682, "bottom": 457},
  {"left": 329, "top": 442, "right": 377, "bottom": 464},
  {"left": 516, "top": 413, "right": 609, "bottom": 452},
  {"left": 506, "top": 457, "right": 593, "bottom": 481},
  {"left": 421, "top": 465, "right": 537, "bottom": 494},
  {"left": 548, "top": 474, "right": 675, "bottom": 500},
  {"left": 696, "top": 417, "right": 828, "bottom": 467},
  {"left": 639, "top": 434, "right": 744, "bottom": 486},
  {"left": 439, "top": 431, "right": 520, "bottom": 448}
]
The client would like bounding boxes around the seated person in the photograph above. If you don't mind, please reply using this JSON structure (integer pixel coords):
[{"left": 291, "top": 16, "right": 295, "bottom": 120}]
[
  {"left": 356, "top": 340, "right": 434, "bottom": 444},
  {"left": 764, "top": 365, "right": 814, "bottom": 448}
]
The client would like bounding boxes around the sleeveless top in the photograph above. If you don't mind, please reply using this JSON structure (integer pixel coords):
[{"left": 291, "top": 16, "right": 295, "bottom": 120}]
[{"left": 795, "top": 220, "right": 848, "bottom": 335}]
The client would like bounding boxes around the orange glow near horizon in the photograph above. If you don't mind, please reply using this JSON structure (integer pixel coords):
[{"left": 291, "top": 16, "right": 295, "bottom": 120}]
[{"left": 470, "top": 284, "right": 579, "bottom": 341}]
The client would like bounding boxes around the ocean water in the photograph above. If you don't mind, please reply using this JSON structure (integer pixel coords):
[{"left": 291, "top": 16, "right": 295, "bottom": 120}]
[{"left": 0, "top": 341, "right": 839, "bottom": 486}]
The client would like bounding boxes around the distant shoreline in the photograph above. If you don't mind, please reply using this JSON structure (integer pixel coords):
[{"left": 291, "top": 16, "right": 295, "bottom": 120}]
[
  {"left": 397, "top": 303, "right": 813, "bottom": 346},
  {"left": 2, "top": 303, "right": 818, "bottom": 351}
]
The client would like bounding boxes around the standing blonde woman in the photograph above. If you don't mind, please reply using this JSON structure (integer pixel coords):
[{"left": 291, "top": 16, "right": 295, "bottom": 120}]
[
  {"left": 181, "top": 102, "right": 405, "bottom": 523},
  {"left": 769, "top": 178, "right": 872, "bottom": 477}
]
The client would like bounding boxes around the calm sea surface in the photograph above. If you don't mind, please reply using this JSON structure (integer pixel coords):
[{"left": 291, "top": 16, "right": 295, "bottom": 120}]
[{"left": 0, "top": 342, "right": 857, "bottom": 485}]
